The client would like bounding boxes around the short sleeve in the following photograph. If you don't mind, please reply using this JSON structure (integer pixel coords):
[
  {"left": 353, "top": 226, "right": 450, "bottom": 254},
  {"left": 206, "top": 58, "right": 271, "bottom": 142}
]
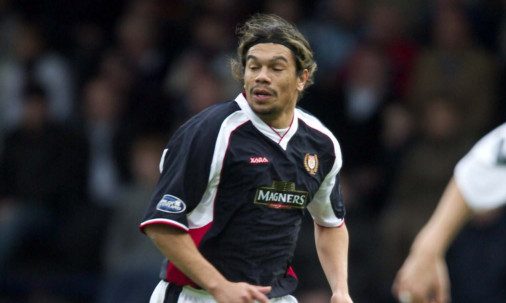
[
  {"left": 139, "top": 117, "right": 218, "bottom": 232},
  {"left": 454, "top": 123, "right": 506, "bottom": 212},
  {"left": 307, "top": 150, "right": 346, "bottom": 227}
]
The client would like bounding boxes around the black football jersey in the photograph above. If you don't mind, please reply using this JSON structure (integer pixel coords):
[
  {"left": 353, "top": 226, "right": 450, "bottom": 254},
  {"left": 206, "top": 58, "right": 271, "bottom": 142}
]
[{"left": 140, "top": 93, "right": 346, "bottom": 297}]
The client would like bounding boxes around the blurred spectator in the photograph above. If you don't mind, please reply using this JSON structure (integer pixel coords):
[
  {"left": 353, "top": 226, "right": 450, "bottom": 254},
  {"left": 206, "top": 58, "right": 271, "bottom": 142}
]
[
  {"left": 0, "top": 20, "right": 74, "bottom": 130},
  {"left": 300, "top": 0, "right": 361, "bottom": 86},
  {"left": 376, "top": 0, "right": 428, "bottom": 40},
  {"left": 337, "top": 46, "right": 395, "bottom": 302},
  {"left": 97, "top": 134, "right": 165, "bottom": 303},
  {"left": 362, "top": 3, "right": 420, "bottom": 99},
  {"left": 317, "top": 46, "right": 394, "bottom": 212},
  {"left": 377, "top": 95, "right": 474, "bottom": 302},
  {"left": 192, "top": 0, "right": 251, "bottom": 28},
  {"left": 0, "top": 84, "right": 87, "bottom": 300},
  {"left": 263, "top": 0, "right": 302, "bottom": 23},
  {"left": 116, "top": 3, "right": 165, "bottom": 80},
  {"left": 407, "top": 4, "right": 497, "bottom": 140},
  {"left": 379, "top": 102, "right": 416, "bottom": 198},
  {"left": 114, "top": 3, "right": 172, "bottom": 134},
  {"left": 97, "top": 50, "right": 135, "bottom": 100},
  {"left": 464, "top": 0, "right": 503, "bottom": 51},
  {"left": 81, "top": 76, "right": 129, "bottom": 207},
  {"left": 70, "top": 22, "right": 107, "bottom": 90},
  {"left": 163, "top": 13, "right": 234, "bottom": 120},
  {"left": 183, "top": 69, "right": 228, "bottom": 116},
  {"left": 0, "top": 0, "right": 19, "bottom": 58}
]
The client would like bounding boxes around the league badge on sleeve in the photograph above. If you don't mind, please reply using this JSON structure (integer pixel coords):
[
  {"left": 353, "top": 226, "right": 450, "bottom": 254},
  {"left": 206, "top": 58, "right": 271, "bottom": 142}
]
[
  {"left": 157, "top": 194, "right": 186, "bottom": 213},
  {"left": 304, "top": 153, "right": 319, "bottom": 175}
]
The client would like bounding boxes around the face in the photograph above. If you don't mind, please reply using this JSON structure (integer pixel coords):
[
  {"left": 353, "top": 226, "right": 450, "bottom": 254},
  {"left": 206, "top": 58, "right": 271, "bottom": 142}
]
[{"left": 243, "top": 43, "right": 308, "bottom": 127}]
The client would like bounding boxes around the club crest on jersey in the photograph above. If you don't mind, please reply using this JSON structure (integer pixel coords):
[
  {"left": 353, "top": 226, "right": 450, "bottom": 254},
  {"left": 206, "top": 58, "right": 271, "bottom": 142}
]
[
  {"left": 156, "top": 195, "right": 186, "bottom": 213},
  {"left": 304, "top": 153, "right": 319, "bottom": 175},
  {"left": 254, "top": 181, "right": 309, "bottom": 210}
]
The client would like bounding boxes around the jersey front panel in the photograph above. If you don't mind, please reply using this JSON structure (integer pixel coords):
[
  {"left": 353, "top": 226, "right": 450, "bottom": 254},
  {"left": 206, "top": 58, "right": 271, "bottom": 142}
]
[
  {"left": 200, "top": 120, "right": 341, "bottom": 297},
  {"left": 140, "top": 94, "right": 345, "bottom": 297}
]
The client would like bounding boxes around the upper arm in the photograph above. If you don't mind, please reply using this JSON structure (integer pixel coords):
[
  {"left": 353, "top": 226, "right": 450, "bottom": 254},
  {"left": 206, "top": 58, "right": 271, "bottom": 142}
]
[
  {"left": 307, "top": 135, "right": 346, "bottom": 227},
  {"left": 308, "top": 172, "right": 346, "bottom": 227},
  {"left": 140, "top": 119, "right": 219, "bottom": 233}
]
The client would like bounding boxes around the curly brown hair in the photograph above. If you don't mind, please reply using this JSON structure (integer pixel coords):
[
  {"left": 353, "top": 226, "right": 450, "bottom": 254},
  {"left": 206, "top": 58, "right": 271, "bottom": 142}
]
[{"left": 230, "top": 14, "right": 317, "bottom": 91}]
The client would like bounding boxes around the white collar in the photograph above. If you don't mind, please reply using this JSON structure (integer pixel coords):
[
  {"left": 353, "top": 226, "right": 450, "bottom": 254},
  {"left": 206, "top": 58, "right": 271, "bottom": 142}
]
[{"left": 234, "top": 93, "right": 298, "bottom": 150}]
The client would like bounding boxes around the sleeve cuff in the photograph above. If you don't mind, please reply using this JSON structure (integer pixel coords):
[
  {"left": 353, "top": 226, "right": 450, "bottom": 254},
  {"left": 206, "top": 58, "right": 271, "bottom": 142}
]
[
  {"left": 139, "top": 218, "right": 189, "bottom": 234},
  {"left": 313, "top": 218, "right": 345, "bottom": 228}
]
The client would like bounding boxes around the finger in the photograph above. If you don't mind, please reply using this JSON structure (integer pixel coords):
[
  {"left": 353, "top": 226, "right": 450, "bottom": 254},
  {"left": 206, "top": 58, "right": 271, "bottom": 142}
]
[
  {"left": 250, "top": 286, "right": 272, "bottom": 303},
  {"left": 255, "top": 286, "right": 272, "bottom": 294},
  {"left": 434, "top": 262, "right": 450, "bottom": 303},
  {"left": 250, "top": 288, "right": 270, "bottom": 303}
]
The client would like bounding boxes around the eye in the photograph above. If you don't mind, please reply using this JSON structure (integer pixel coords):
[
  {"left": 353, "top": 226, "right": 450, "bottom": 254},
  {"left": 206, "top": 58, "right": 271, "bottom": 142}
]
[
  {"left": 248, "top": 65, "right": 260, "bottom": 71},
  {"left": 272, "top": 65, "right": 285, "bottom": 72}
]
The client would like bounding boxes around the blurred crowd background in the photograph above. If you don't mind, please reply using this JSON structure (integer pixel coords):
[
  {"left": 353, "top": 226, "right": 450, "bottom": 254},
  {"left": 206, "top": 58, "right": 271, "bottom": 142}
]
[{"left": 0, "top": 0, "right": 506, "bottom": 302}]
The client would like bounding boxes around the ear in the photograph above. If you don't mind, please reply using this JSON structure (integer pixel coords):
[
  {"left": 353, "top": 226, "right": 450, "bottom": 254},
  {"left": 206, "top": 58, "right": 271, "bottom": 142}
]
[{"left": 296, "top": 69, "right": 309, "bottom": 92}]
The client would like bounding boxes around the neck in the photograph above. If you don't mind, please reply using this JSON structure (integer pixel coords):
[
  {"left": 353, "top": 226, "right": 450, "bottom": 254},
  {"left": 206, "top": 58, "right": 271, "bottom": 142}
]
[{"left": 258, "top": 109, "right": 294, "bottom": 129}]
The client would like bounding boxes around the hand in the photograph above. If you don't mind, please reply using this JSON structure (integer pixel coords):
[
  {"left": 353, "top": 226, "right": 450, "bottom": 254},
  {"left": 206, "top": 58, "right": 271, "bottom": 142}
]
[
  {"left": 210, "top": 281, "right": 271, "bottom": 303},
  {"left": 330, "top": 290, "right": 353, "bottom": 303},
  {"left": 392, "top": 252, "right": 450, "bottom": 303}
]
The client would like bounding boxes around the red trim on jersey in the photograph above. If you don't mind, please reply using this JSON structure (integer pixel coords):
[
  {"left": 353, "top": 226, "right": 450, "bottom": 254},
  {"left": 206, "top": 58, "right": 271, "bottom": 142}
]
[
  {"left": 269, "top": 114, "right": 294, "bottom": 144},
  {"left": 166, "top": 222, "right": 213, "bottom": 287},
  {"left": 286, "top": 266, "right": 298, "bottom": 279}
]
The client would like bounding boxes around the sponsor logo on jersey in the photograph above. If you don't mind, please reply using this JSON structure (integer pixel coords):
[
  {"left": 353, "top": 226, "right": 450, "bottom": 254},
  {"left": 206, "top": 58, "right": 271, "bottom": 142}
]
[
  {"left": 250, "top": 156, "right": 269, "bottom": 164},
  {"left": 156, "top": 194, "right": 186, "bottom": 213},
  {"left": 304, "top": 153, "right": 319, "bottom": 175},
  {"left": 254, "top": 181, "right": 309, "bottom": 210}
]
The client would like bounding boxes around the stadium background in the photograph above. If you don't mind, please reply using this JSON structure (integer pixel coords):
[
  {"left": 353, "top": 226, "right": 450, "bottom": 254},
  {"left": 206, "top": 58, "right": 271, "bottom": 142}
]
[{"left": 0, "top": 0, "right": 505, "bottom": 302}]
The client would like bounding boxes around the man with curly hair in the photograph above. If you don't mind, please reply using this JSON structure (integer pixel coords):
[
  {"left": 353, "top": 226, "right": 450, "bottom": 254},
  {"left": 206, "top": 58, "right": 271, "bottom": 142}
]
[{"left": 140, "top": 14, "right": 353, "bottom": 303}]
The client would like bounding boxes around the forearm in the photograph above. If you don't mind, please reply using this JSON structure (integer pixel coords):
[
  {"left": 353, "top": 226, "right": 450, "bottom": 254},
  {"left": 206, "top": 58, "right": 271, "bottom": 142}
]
[
  {"left": 144, "top": 224, "right": 227, "bottom": 293},
  {"left": 145, "top": 225, "right": 272, "bottom": 302},
  {"left": 411, "top": 178, "right": 473, "bottom": 257},
  {"left": 392, "top": 178, "right": 469, "bottom": 302},
  {"left": 314, "top": 223, "right": 350, "bottom": 294}
]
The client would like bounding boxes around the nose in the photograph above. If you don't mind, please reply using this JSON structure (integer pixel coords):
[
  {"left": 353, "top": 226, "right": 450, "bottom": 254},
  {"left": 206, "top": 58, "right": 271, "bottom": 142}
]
[{"left": 255, "top": 67, "right": 271, "bottom": 84}]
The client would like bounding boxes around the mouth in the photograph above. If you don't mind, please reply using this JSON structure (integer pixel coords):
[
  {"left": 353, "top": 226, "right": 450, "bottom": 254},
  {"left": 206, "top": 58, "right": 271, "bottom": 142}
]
[{"left": 252, "top": 87, "right": 275, "bottom": 101}]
